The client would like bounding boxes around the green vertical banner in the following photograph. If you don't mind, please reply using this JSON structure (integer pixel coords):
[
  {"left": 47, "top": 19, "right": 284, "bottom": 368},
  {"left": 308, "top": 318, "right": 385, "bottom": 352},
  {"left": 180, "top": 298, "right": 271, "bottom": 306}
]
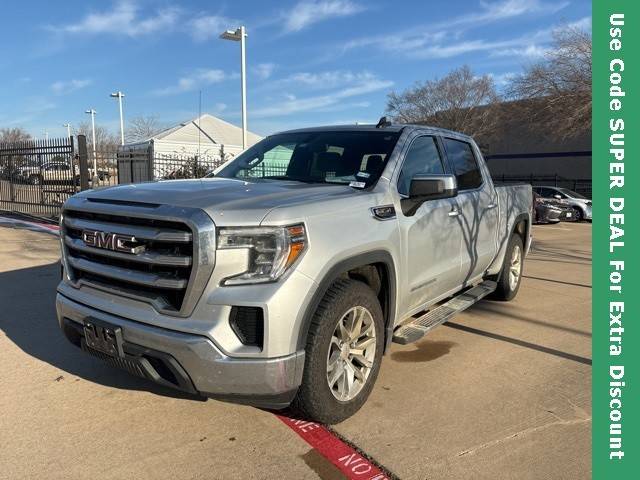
[{"left": 593, "top": 0, "right": 639, "bottom": 478}]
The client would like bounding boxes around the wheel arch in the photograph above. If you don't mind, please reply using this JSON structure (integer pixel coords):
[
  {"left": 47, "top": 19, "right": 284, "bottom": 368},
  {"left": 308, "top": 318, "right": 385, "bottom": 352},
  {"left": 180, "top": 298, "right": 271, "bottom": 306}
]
[
  {"left": 296, "top": 250, "right": 398, "bottom": 355},
  {"left": 489, "top": 211, "right": 530, "bottom": 279}
]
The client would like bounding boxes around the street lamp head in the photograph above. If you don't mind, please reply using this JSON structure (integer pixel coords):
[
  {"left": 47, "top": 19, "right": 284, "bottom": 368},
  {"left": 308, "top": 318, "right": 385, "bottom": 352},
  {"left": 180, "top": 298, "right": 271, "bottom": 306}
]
[
  {"left": 85, "top": 109, "right": 96, "bottom": 115},
  {"left": 220, "top": 28, "right": 242, "bottom": 41},
  {"left": 110, "top": 91, "right": 124, "bottom": 98}
]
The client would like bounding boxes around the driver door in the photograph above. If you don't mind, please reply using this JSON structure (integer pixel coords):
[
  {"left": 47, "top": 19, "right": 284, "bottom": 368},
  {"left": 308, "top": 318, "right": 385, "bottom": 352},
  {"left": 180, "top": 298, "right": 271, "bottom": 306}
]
[{"left": 395, "top": 135, "right": 462, "bottom": 310}]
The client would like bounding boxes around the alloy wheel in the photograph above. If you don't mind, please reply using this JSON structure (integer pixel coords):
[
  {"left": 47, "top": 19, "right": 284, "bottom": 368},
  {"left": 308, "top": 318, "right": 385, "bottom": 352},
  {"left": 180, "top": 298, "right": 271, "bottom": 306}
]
[
  {"left": 326, "top": 306, "right": 377, "bottom": 401},
  {"left": 509, "top": 244, "right": 522, "bottom": 291}
]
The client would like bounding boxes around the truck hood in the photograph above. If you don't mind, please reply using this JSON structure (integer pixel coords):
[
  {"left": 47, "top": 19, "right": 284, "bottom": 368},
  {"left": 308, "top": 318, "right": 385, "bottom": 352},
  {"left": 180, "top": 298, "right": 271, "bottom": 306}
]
[{"left": 78, "top": 177, "right": 367, "bottom": 225}]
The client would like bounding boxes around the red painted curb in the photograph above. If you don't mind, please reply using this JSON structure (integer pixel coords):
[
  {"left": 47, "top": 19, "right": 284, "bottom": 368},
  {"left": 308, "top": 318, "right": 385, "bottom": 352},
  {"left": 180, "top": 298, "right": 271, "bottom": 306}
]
[{"left": 277, "top": 415, "right": 390, "bottom": 480}]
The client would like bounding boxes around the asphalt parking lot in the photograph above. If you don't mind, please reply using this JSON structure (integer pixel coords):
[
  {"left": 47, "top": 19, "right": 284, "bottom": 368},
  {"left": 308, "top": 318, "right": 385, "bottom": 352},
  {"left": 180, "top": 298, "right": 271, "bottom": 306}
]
[{"left": 0, "top": 221, "right": 592, "bottom": 480}]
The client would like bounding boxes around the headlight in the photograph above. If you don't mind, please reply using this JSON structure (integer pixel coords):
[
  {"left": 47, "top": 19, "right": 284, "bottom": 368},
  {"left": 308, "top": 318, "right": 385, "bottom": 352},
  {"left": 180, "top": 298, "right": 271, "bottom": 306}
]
[{"left": 217, "top": 224, "right": 307, "bottom": 285}]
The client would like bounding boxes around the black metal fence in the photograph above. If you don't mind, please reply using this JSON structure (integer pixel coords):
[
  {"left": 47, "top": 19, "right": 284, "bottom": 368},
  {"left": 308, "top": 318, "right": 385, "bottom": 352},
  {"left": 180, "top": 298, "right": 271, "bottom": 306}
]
[
  {"left": 0, "top": 137, "right": 79, "bottom": 217},
  {"left": 1, "top": 137, "right": 592, "bottom": 219}
]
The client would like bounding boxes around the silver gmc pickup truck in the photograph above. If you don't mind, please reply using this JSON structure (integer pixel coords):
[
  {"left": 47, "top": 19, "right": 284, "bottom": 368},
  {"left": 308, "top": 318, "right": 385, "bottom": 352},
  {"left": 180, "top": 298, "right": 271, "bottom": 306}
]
[{"left": 57, "top": 121, "right": 532, "bottom": 423}]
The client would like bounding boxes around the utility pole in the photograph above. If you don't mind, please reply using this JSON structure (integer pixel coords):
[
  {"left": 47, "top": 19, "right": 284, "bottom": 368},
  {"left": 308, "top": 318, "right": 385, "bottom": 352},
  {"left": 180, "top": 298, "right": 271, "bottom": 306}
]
[
  {"left": 220, "top": 26, "right": 248, "bottom": 150},
  {"left": 85, "top": 109, "right": 98, "bottom": 183},
  {"left": 63, "top": 123, "right": 71, "bottom": 138},
  {"left": 110, "top": 91, "right": 126, "bottom": 145}
]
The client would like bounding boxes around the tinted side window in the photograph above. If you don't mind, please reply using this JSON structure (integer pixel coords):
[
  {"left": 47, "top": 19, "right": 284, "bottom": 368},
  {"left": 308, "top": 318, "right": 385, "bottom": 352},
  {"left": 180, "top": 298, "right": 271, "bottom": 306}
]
[
  {"left": 443, "top": 138, "right": 482, "bottom": 190},
  {"left": 397, "top": 136, "right": 444, "bottom": 195},
  {"left": 539, "top": 188, "right": 556, "bottom": 198}
]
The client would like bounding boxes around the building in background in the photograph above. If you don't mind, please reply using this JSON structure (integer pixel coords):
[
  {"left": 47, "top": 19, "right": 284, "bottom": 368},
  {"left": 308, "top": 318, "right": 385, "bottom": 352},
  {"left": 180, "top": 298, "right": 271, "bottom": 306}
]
[
  {"left": 118, "top": 114, "right": 262, "bottom": 181},
  {"left": 479, "top": 99, "right": 592, "bottom": 197},
  {"left": 125, "top": 114, "right": 262, "bottom": 160}
]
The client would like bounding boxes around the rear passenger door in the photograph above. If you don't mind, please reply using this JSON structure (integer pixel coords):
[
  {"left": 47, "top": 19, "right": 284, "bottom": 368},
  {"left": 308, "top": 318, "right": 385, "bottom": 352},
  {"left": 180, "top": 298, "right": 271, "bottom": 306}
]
[
  {"left": 442, "top": 137, "right": 498, "bottom": 284},
  {"left": 395, "top": 134, "right": 463, "bottom": 309}
]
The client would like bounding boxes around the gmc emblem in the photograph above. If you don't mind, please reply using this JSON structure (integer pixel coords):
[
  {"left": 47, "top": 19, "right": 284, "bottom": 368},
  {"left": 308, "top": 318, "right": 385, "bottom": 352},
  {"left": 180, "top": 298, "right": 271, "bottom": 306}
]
[{"left": 82, "top": 230, "right": 145, "bottom": 254}]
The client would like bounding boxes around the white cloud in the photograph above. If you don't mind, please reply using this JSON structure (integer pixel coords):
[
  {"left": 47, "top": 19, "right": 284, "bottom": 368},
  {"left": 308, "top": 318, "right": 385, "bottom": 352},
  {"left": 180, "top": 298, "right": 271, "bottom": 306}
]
[
  {"left": 57, "top": 0, "right": 180, "bottom": 37},
  {"left": 50, "top": 79, "right": 92, "bottom": 95},
  {"left": 490, "top": 43, "right": 549, "bottom": 59},
  {"left": 284, "top": 0, "right": 364, "bottom": 33},
  {"left": 456, "top": 0, "right": 569, "bottom": 28},
  {"left": 252, "top": 71, "right": 391, "bottom": 118},
  {"left": 211, "top": 103, "right": 228, "bottom": 115},
  {"left": 487, "top": 72, "right": 517, "bottom": 87},
  {"left": 254, "top": 63, "right": 276, "bottom": 80},
  {"left": 190, "top": 15, "right": 238, "bottom": 42},
  {"left": 567, "top": 16, "right": 592, "bottom": 31},
  {"left": 153, "top": 69, "right": 228, "bottom": 96},
  {"left": 405, "top": 31, "right": 552, "bottom": 60},
  {"left": 343, "top": 0, "right": 568, "bottom": 57},
  {"left": 286, "top": 70, "right": 383, "bottom": 90}
]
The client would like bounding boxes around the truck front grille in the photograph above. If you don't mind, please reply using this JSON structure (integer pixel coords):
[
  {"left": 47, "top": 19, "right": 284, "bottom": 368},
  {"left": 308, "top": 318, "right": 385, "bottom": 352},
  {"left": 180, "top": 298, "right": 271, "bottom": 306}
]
[{"left": 61, "top": 201, "right": 215, "bottom": 315}]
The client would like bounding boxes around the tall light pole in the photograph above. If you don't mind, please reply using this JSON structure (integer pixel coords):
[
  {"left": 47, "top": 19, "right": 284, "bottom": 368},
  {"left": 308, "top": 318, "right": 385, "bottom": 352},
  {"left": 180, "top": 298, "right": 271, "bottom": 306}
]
[
  {"left": 63, "top": 123, "right": 71, "bottom": 139},
  {"left": 44, "top": 130, "right": 49, "bottom": 141},
  {"left": 85, "top": 109, "right": 98, "bottom": 181},
  {"left": 110, "top": 91, "right": 125, "bottom": 145},
  {"left": 220, "top": 26, "right": 247, "bottom": 150}
]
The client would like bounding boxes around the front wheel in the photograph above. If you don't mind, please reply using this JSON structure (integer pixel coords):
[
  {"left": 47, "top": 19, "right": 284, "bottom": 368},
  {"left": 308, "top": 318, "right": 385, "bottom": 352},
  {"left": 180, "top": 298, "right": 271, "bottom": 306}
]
[
  {"left": 292, "top": 279, "right": 384, "bottom": 424},
  {"left": 490, "top": 234, "right": 524, "bottom": 301}
]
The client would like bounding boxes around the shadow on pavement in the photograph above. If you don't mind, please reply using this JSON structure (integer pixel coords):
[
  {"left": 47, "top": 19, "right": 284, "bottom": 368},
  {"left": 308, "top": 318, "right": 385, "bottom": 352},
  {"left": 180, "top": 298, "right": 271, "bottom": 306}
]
[
  {"left": 521, "top": 274, "right": 592, "bottom": 289},
  {"left": 444, "top": 321, "right": 592, "bottom": 366},
  {"left": 390, "top": 339, "right": 456, "bottom": 363},
  {"left": 0, "top": 261, "right": 205, "bottom": 401},
  {"left": 473, "top": 302, "right": 592, "bottom": 338}
]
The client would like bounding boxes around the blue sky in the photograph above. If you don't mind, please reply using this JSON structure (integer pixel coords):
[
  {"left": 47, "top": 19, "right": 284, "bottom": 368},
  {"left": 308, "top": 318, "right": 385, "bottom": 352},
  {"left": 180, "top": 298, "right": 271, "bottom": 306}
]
[{"left": 0, "top": 0, "right": 591, "bottom": 139}]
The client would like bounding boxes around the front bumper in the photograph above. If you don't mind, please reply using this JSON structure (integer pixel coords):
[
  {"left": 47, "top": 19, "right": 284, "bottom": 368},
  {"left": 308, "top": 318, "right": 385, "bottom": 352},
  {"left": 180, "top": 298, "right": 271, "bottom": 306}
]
[
  {"left": 585, "top": 205, "right": 592, "bottom": 220},
  {"left": 56, "top": 293, "right": 305, "bottom": 408}
]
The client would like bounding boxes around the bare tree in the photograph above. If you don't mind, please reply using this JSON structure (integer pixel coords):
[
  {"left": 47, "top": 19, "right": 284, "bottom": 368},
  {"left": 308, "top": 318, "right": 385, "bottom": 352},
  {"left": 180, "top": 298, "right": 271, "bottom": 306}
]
[
  {"left": 386, "top": 66, "right": 501, "bottom": 138},
  {"left": 0, "top": 127, "right": 32, "bottom": 144},
  {"left": 126, "top": 115, "right": 166, "bottom": 143},
  {"left": 507, "top": 27, "right": 591, "bottom": 138},
  {"left": 73, "top": 122, "right": 119, "bottom": 151}
]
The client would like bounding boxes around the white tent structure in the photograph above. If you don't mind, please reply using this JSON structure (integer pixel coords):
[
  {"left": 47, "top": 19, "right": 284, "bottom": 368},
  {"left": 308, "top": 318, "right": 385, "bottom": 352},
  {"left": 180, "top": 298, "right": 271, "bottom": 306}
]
[{"left": 119, "top": 114, "right": 263, "bottom": 180}]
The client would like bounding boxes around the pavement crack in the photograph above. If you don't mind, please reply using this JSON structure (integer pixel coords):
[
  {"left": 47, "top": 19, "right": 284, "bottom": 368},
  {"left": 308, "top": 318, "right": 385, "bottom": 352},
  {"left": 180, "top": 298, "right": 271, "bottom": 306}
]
[{"left": 456, "top": 417, "right": 592, "bottom": 457}]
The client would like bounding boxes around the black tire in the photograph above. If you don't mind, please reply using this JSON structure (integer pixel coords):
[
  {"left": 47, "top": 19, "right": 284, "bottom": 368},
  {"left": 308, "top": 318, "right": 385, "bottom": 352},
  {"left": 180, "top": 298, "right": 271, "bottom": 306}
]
[
  {"left": 292, "top": 279, "right": 384, "bottom": 424},
  {"left": 572, "top": 207, "right": 583, "bottom": 222},
  {"left": 490, "top": 234, "right": 524, "bottom": 301}
]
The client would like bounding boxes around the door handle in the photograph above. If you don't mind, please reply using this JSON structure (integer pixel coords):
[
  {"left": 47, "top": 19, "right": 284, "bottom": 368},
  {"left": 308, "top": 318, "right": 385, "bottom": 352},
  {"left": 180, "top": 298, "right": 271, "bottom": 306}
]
[
  {"left": 448, "top": 208, "right": 460, "bottom": 217},
  {"left": 487, "top": 203, "right": 497, "bottom": 209}
]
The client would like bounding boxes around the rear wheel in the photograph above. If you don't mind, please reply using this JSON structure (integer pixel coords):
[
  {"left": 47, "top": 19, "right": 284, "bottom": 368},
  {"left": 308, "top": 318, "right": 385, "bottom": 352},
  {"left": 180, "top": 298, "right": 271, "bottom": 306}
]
[
  {"left": 490, "top": 234, "right": 524, "bottom": 301},
  {"left": 292, "top": 279, "right": 384, "bottom": 424}
]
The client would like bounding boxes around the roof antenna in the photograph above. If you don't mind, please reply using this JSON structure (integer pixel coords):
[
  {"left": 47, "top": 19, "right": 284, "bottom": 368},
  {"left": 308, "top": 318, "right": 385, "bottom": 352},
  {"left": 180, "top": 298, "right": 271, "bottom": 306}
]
[{"left": 376, "top": 116, "right": 391, "bottom": 128}]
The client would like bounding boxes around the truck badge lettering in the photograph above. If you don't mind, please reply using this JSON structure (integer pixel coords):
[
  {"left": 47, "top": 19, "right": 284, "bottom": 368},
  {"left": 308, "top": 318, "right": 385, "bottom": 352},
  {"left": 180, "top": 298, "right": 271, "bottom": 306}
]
[{"left": 81, "top": 230, "right": 145, "bottom": 254}]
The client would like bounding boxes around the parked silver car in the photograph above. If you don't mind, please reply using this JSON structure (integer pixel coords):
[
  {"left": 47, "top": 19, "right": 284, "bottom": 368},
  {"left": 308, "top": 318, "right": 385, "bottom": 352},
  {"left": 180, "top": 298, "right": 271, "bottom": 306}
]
[{"left": 532, "top": 186, "right": 592, "bottom": 221}]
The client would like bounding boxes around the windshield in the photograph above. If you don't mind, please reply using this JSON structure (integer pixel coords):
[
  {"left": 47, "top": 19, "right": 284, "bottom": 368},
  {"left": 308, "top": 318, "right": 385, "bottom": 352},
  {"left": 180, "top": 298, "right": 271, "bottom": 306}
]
[
  {"left": 558, "top": 188, "right": 587, "bottom": 199},
  {"left": 213, "top": 130, "right": 401, "bottom": 187}
]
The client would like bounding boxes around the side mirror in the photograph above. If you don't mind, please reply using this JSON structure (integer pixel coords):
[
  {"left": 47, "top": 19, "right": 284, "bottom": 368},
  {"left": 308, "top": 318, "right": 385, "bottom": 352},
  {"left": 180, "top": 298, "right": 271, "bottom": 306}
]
[
  {"left": 409, "top": 174, "right": 457, "bottom": 200},
  {"left": 402, "top": 174, "right": 458, "bottom": 216},
  {"left": 553, "top": 194, "right": 562, "bottom": 200}
]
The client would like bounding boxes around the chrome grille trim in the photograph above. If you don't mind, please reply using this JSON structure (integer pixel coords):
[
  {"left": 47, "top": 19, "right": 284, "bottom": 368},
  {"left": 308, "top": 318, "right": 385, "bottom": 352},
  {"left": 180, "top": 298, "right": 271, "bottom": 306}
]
[
  {"left": 64, "top": 236, "right": 192, "bottom": 266},
  {"left": 64, "top": 216, "right": 192, "bottom": 242},
  {"left": 61, "top": 196, "right": 216, "bottom": 317},
  {"left": 67, "top": 256, "right": 188, "bottom": 289}
]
